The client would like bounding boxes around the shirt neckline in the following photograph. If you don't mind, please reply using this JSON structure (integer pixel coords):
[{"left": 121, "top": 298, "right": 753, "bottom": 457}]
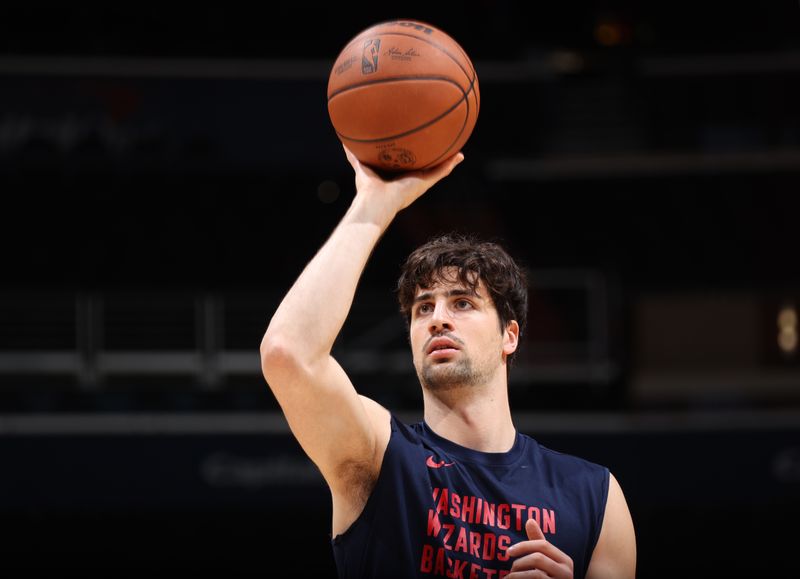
[{"left": 419, "top": 420, "right": 526, "bottom": 467}]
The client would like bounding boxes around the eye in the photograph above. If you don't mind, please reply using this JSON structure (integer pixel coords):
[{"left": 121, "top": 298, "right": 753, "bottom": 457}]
[
  {"left": 417, "top": 303, "right": 433, "bottom": 315},
  {"left": 454, "top": 299, "right": 472, "bottom": 310}
]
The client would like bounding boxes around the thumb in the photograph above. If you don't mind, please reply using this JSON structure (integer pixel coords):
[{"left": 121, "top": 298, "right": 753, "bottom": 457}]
[{"left": 525, "top": 518, "right": 546, "bottom": 541}]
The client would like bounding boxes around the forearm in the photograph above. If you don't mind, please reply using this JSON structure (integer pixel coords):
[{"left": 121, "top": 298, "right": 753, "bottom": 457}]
[
  {"left": 262, "top": 192, "right": 396, "bottom": 364},
  {"left": 262, "top": 148, "right": 463, "bottom": 369}
]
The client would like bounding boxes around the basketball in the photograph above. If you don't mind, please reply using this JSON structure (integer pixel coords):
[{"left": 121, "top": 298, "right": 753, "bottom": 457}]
[{"left": 327, "top": 20, "right": 480, "bottom": 172}]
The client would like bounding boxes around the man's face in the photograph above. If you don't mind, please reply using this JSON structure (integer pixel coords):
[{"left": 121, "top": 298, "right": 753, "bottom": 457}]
[{"left": 409, "top": 268, "right": 518, "bottom": 391}]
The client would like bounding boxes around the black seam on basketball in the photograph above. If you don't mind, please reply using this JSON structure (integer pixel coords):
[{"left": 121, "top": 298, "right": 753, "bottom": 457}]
[
  {"left": 419, "top": 91, "right": 476, "bottom": 169},
  {"left": 328, "top": 74, "right": 466, "bottom": 102},
  {"left": 332, "top": 78, "right": 469, "bottom": 143}
]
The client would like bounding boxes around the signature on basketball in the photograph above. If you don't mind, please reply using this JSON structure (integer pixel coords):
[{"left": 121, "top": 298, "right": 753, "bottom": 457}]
[{"left": 385, "top": 47, "right": 420, "bottom": 62}]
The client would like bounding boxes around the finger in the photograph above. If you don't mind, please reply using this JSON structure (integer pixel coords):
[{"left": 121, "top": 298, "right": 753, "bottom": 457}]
[
  {"left": 403, "top": 152, "right": 464, "bottom": 183},
  {"left": 508, "top": 539, "right": 573, "bottom": 567},
  {"left": 342, "top": 144, "right": 358, "bottom": 166},
  {"left": 505, "top": 571, "right": 550, "bottom": 579},
  {"left": 510, "top": 551, "right": 569, "bottom": 577},
  {"left": 428, "top": 152, "right": 465, "bottom": 180},
  {"left": 342, "top": 144, "right": 381, "bottom": 180},
  {"left": 449, "top": 151, "right": 466, "bottom": 166},
  {"left": 525, "top": 517, "right": 546, "bottom": 541}
]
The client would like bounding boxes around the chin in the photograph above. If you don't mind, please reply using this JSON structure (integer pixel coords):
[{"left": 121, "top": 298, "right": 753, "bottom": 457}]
[{"left": 420, "top": 361, "right": 476, "bottom": 391}]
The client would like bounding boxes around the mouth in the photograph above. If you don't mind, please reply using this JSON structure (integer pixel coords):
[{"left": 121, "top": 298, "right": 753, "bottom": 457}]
[{"left": 426, "top": 338, "right": 460, "bottom": 358}]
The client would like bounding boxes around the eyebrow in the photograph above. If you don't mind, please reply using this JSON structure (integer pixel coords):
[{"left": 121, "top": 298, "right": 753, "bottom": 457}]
[{"left": 413, "top": 288, "right": 480, "bottom": 304}]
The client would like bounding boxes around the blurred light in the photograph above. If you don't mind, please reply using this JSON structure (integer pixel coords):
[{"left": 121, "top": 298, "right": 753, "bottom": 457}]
[
  {"left": 593, "top": 16, "right": 632, "bottom": 48},
  {"left": 777, "top": 304, "right": 798, "bottom": 356},
  {"left": 317, "top": 180, "right": 340, "bottom": 204},
  {"left": 779, "top": 331, "right": 798, "bottom": 353},
  {"left": 778, "top": 306, "right": 797, "bottom": 328},
  {"left": 549, "top": 51, "right": 584, "bottom": 74},
  {"left": 595, "top": 22, "right": 622, "bottom": 47}
]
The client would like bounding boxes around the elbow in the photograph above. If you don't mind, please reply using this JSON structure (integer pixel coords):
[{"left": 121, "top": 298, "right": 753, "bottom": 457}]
[
  {"left": 260, "top": 333, "right": 296, "bottom": 385},
  {"left": 260, "top": 331, "right": 320, "bottom": 391},
  {"left": 259, "top": 330, "right": 281, "bottom": 364},
  {"left": 261, "top": 325, "right": 331, "bottom": 393}
]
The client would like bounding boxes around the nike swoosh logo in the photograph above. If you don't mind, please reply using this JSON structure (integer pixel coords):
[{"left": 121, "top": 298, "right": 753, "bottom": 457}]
[{"left": 426, "top": 455, "right": 455, "bottom": 469}]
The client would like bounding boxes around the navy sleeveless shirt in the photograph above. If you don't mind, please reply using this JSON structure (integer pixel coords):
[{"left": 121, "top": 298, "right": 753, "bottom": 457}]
[{"left": 332, "top": 415, "right": 609, "bottom": 579}]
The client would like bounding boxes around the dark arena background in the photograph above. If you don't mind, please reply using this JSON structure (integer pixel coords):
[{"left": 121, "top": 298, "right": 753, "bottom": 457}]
[{"left": 2, "top": 3, "right": 800, "bottom": 577}]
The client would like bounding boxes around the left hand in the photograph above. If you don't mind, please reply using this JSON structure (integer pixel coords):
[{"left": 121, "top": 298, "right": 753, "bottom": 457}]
[{"left": 506, "top": 518, "right": 574, "bottom": 578}]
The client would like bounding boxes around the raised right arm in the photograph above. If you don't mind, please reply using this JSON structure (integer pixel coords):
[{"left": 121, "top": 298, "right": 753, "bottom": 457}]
[{"left": 259, "top": 149, "right": 463, "bottom": 524}]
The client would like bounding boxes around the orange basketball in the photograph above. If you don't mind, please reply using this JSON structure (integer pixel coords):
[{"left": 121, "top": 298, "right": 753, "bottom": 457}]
[{"left": 327, "top": 20, "right": 480, "bottom": 172}]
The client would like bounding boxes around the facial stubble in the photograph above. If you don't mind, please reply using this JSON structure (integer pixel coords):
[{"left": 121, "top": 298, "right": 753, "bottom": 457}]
[{"left": 418, "top": 347, "right": 499, "bottom": 392}]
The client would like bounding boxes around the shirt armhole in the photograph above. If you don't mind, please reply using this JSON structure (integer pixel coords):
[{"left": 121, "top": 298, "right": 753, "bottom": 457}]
[{"left": 584, "top": 466, "right": 610, "bottom": 576}]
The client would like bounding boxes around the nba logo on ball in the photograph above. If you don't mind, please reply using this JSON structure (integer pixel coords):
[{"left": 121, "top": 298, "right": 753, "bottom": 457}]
[
  {"left": 328, "top": 20, "right": 480, "bottom": 172},
  {"left": 361, "top": 39, "right": 380, "bottom": 74}
]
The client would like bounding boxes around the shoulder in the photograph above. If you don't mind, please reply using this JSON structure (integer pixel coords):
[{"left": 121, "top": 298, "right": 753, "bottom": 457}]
[
  {"left": 585, "top": 472, "right": 637, "bottom": 579},
  {"left": 521, "top": 436, "right": 611, "bottom": 509},
  {"left": 353, "top": 402, "right": 430, "bottom": 458},
  {"left": 529, "top": 437, "right": 609, "bottom": 481}
]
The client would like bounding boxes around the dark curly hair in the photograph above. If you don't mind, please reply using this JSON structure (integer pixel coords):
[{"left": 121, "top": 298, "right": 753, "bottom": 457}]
[{"left": 396, "top": 233, "right": 528, "bottom": 364}]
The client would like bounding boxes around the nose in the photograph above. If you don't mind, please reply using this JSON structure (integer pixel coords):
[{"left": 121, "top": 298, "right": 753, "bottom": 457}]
[{"left": 428, "top": 300, "right": 453, "bottom": 334}]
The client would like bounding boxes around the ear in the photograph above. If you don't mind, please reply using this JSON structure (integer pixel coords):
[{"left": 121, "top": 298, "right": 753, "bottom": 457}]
[{"left": 502, "top": 320, "right": 520, "bottom": 357}]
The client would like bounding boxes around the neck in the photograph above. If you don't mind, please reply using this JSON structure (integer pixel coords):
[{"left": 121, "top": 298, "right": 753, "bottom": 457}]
[{"left": 422, "top": 376, "right": 516, "bottom": 453}]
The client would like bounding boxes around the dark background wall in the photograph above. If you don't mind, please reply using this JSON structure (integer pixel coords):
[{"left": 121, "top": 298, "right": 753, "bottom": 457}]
[{"left": 1, "top": 2, "right": 800, "bottom": 577}]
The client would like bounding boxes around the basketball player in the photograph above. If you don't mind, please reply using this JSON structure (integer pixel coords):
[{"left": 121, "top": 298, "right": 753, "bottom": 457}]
[{"left": 260, "top": 148, "right": 636, "bottom": 579}]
